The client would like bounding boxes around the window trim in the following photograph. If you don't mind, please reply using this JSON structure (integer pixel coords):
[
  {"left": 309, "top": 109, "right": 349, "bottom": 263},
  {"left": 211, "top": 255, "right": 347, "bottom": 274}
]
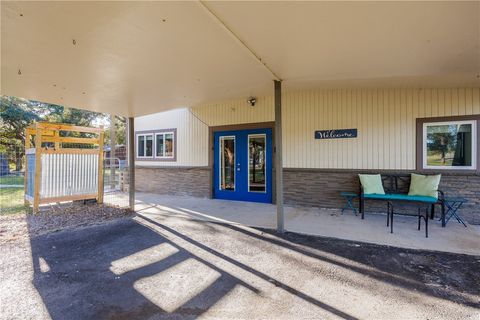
[
  {"left": 422, "top": 120, "right": 476, "bottom": 170},
  {"left": 135, "top": 128, "right": 177, "bottom": 162},
  {"left": 416, "top": 115, "right": 480, "bottom": 173},
  {"left": 155, "top": 131, "right": 175, "bottom": 159},
  {"left": 136, "top": 133, "right": 153, "bottom": 159}
]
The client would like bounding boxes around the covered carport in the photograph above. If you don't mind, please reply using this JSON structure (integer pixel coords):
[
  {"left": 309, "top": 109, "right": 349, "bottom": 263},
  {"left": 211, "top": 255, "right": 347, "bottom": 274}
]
[{"left": 2, "top": 1, "right": 479, "bottom": 233}]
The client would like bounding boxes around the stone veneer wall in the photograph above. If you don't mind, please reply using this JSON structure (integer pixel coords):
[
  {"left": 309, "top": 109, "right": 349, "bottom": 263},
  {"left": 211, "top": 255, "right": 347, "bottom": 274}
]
[
  {"left": 135, "top": 166, "right": 480, "bottom": 225},
  {"left": 136, "top": 167, "right": 211, "bottom": 198},
  {"left": 283, "top": 169, "right": 480, "bottom": 225}
]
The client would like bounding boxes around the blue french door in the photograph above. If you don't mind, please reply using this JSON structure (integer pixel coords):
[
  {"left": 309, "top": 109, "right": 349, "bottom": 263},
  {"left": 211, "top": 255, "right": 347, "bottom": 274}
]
[{"left": 214, "top": 128, "right": 272, "bottom": 203}]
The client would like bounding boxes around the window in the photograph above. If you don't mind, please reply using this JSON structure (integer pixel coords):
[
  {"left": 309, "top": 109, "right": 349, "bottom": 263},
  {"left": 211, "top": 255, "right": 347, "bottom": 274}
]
[
  {"left": 135, "top": 129, "right": 176, "bottom": 161},
  {"left": 155, "top": 132, "right": 174, "bottom": 158},
  {"left": 248, "top": 134, "right": 266, "bottom": 193},
  {"left": 422, "top": 120, "right": 477, "bottom": 170},
  {"left": 137, "top": 134, "right": 153, "bottom": 158},
  {"left": 219, "top": 136, "right": 235, "bottom": 191}
]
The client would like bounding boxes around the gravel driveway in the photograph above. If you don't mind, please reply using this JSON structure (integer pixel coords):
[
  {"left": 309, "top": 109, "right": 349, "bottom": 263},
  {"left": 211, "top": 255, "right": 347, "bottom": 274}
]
[{"left": 1, "top": 210, "right": 479, "bottom": 320}]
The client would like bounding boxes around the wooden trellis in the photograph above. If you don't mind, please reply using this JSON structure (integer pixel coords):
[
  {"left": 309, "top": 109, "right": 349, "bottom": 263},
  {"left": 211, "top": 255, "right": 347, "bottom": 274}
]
[{"left": 24, "top": 122, "right": 104, "bottom": 213}]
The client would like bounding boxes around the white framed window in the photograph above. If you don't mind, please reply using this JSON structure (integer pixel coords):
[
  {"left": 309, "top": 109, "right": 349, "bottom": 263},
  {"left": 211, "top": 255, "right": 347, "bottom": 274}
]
[
  {"left": 155, "top": 132, "right": 175, "bottom": 159},
  {"left": 137, "top": 134, "right": 153, "bottom": 158},
  {"left": 422, "top": 120, "right": 477, "bottom": 170}
]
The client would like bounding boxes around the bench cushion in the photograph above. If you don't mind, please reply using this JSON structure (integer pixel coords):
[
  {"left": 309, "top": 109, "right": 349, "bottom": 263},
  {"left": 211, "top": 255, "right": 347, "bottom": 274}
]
[
  {"left": 358, "top": 174, "right": 385, "bottom": 195},
  {"left": 408, "top": 173, "right": 441, "bottom": 199},
  {"left": 363, "top": 193, "right": 438, "bottom": 203}
]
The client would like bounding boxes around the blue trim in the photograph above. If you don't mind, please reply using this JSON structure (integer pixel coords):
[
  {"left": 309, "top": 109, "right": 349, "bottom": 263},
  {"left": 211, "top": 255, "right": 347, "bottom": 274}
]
[
  {"left": 363, "top": 193, "right": 438, "bottom": 203},
  {"left": 214, "top": 128, "right": 272, "bottom": 203}
]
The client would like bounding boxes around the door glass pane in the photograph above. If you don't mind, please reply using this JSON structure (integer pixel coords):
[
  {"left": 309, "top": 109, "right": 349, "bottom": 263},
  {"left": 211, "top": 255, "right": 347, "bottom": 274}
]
[
  {"left": 220, "top": 136, "right": 235, "bottom": 191},
  {"left": 138, "top": 135, "right": 145, "bottom": 157},
  {"left": 426, "top": 122, "right": 473, "bottom": 167},
  {"left": 146, "top": 135, "right": 153, "bottom": 157},
  {"left": 165, "top": 133, "right": 174, "bottom": 157},
  {"left": 156, "top": 134, "right": 164, "bottom": 157},
  {"left": 249, "top": 134, "right": 266, "bottom": 192}
]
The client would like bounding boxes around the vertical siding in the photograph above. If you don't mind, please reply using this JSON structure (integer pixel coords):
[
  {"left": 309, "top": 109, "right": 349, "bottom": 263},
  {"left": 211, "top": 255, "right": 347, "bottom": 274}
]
[
  {"left": 190, "top": 96, "right": 274, "bottom": 126},
  {"left": 278, "top": 88, "right": 480, "bottom": 169},
  {"left": 136, "top": 88, "right": 480, "bottom": 170},
  {"left": 134, "top": 108, "right": 209, "bottom": 167}
]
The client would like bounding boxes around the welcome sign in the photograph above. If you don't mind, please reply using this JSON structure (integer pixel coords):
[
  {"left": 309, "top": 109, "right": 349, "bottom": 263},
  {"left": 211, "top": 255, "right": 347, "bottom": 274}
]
[{"left": 315, "top": 128, "right": 358, "bottom": 140}]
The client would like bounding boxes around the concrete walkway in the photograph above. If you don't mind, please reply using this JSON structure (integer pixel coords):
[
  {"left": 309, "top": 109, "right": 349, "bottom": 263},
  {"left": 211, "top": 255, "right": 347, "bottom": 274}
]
[{"left": 135, "top": 193, "right": 480, "bottom": 256}]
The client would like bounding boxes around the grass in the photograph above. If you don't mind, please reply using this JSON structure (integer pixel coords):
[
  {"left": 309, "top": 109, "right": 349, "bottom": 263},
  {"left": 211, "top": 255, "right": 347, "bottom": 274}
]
[
  {"left": 0, "top": 175, "right": 24, "bottom": 186},
  {"left": 0, "top": 187, "right": 28, "bottom": 215},
  {"left": 426, "top": 151, "right": 454, "bottom": 166}
]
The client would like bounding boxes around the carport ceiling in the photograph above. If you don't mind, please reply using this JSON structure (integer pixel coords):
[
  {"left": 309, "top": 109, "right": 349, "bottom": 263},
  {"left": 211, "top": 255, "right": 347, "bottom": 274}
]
[{"left": 1, "top": 1, "right": 479, "bottom": 117}]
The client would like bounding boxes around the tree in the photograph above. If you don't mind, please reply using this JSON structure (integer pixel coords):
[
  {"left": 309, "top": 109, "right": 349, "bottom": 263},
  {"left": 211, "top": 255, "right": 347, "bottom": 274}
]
[
  {"left": 0, "top": 95, "right": 110, "bottom": 171},
  {"left": 104, "top": 115, "right": 126, "bottom": 146},
  {"left": 0, "top": 96, "right": 44, "bottom": 170},
  {"left": 44, "top": 105, "right": 107, "bottom": 128},
  {"left": 427, "top": 125, "right": 456, "bottom": 164}
]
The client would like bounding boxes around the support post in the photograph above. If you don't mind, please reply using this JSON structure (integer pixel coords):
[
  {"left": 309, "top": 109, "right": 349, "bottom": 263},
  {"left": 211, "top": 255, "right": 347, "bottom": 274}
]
[
  {"left": 97, "top": 130, "right": 105, "bottom": 204},
  {"left": 274, "top": 80, "right": 284, "bottom": 233},
  {"left": 33, "top": 125, "right": 42, "bottom": 213},
  {"left": 24, "top": 129, "right": 31, "bottom": 206},
  {"left": 54, "top": 130, "right": 60, "bottom": 149},
  {"left": 110, "top": 114, "right": 116, "bottom": 190},
  {"left": 128, "top": 117, "right": 135, "bottom": 211}
]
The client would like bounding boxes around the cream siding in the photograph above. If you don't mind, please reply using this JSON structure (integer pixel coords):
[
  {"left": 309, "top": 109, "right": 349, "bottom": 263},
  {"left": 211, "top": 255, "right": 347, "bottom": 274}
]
[
  {"left": 135, "top": 88, "right": 480, "bottom": 170},
  {"left": 134, "top": 108, "right": 209, "bottom": 167},
  {"left": 192, "top": 88, "right": 480, "bottom": 169},
  {"left": 190, "top": 96, "right": 275, "bottom": 126}
]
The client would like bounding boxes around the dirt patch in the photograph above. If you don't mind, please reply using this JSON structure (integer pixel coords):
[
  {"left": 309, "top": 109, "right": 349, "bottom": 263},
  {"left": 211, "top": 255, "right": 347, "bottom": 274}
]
[{"left": 0, "top": 203, "right": 133, "bottom": 243}]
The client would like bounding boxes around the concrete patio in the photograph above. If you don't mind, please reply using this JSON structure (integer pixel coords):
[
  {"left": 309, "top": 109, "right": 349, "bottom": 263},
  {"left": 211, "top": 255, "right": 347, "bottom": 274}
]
[{"left": 133, "top": 193, "right": 480, "bottom": 256}]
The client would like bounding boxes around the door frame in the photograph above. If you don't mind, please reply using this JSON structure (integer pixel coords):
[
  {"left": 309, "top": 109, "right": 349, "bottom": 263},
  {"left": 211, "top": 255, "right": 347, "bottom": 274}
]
[{"left": 209, "top": 122, "right": 276, "bottom": 202}]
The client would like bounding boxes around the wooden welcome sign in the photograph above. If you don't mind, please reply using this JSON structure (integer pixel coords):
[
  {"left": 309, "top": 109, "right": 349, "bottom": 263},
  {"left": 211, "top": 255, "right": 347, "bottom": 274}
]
[{"left": 315, "top": 128, "right": 358, "bottom": 139}]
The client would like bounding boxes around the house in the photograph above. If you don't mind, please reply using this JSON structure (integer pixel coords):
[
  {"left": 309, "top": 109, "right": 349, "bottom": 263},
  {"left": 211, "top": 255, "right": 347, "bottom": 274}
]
[
  {"left": 135, "top": 88, "right": 480, "bottom": 224},
  {"left": 2, "top": 1, "right": 479, "bottom": 229}
]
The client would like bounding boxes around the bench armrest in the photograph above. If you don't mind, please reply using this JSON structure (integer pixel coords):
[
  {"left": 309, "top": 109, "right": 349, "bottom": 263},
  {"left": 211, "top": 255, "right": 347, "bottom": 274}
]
[{"left": 437, "top": 190, "right": 445, "bottom": 202}]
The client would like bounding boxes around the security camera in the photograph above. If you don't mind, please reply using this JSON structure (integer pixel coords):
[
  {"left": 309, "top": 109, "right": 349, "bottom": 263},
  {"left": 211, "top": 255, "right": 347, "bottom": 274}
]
[{"left": 247, "top": 97, "right": 256, "bottom": 107}]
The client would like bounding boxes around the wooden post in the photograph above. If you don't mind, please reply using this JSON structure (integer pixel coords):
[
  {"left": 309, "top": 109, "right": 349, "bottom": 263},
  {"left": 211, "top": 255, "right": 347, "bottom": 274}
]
[
  {"left": 33, "top": 125, "right": 43, "bottom": 213},
  {"left": 97, "top": 130, "right": 105, "bottom": 204},
  {"left": 128, "top": 117, "right": 135, "bottom": 211},
  {"left": 24, "top": 129, "right": 31, "bottom": 205},
  {"left": 274, "top": 80, "right": 284, "bottom": 233},
  {"left": 54, "top": 130, "right": 60, "bottom": 149},
  {"left": 110, "top": 114, "right": 116, "bottom": 190}
]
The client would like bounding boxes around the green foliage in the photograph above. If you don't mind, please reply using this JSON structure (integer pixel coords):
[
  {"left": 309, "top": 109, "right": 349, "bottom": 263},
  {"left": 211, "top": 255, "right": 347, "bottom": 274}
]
[
  {"left": 45, "top": 105, "right": 107, "bottom": 129},
  {"left": 0, "top": 96, "right": 42, "bottom": 141},
  {"left": 426, "top": 125, "right": 456, "bottom": 164},
  {"left": 0, "top": 95, "right": 119, "bottom": 171},
  {"left": 105, "top": 115, "right": 127, "bottom": 146}
]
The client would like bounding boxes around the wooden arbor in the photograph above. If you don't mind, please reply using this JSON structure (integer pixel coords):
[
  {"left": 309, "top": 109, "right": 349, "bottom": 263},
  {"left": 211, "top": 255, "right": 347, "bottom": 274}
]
[{"left": 24, "top": 122, "right": 104, "bottom": 213}]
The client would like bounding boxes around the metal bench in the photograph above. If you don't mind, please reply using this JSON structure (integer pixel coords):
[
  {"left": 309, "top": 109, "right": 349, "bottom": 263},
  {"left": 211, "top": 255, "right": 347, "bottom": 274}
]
[{"left": 359, "top": 174, "right": 446, "bottom": 237}]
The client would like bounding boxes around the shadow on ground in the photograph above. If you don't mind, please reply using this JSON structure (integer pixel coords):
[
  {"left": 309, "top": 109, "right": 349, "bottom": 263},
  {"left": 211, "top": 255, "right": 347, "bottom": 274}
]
[
  {"left": 28, "top": 213, "right": 480, "bottom": 320},
  {"left": 29, "top": 218, "right": 261, "bottom": 320},
  {"left": 169, "top": 205, "right": 480, "bottom": 308}
]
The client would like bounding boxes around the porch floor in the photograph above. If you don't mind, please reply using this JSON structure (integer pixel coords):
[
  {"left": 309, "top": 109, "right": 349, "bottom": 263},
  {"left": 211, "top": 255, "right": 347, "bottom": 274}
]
[{"left": 134, "top": 193, "right": 480, "bottom": 256}]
